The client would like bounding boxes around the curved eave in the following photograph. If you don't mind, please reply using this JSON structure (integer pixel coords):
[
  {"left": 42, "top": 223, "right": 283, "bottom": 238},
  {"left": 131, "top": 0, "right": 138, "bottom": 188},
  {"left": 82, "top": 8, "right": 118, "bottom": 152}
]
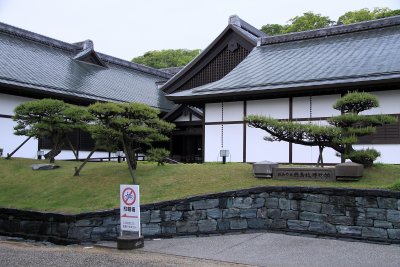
[
  {"left": 167, "top": 76, "right": 400, "bottom": 104},
  {"left": 0, "top": 78, "right": 172, "bottom": 112}
]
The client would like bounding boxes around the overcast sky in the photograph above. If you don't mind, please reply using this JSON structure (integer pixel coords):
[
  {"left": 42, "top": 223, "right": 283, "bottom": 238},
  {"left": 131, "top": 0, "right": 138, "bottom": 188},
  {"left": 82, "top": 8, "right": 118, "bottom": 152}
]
[{"left": 1, "top": 0, "right": 399, "bottom": 61}]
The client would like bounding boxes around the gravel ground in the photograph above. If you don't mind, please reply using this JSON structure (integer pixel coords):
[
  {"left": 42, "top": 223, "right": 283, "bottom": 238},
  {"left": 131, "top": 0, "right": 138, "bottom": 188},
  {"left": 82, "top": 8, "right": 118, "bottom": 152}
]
[{"left": 0, "top": 239, "right": 249, "bottom": 267}]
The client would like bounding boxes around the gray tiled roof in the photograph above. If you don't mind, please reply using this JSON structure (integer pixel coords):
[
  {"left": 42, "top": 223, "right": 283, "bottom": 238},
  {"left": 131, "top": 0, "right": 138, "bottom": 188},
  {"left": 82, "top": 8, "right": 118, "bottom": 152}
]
[
  {"left": 167, "top": 16, "right": 400, "bottom": 101},
  {"left": 0, "top": 22, "right": 173, "bottom": 111}
]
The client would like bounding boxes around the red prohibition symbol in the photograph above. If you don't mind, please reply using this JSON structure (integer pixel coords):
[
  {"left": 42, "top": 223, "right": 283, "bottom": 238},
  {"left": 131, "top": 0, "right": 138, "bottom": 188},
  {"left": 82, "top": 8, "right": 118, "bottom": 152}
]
[{"left": 122, "top": 187, "right": 136, "bottom": 206}]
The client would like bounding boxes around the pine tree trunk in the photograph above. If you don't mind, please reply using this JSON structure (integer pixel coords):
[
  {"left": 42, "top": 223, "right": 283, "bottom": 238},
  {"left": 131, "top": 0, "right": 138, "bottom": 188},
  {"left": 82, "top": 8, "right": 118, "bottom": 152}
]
[
  {"left": 316, "top": 146, "right": 324, "bottom": 168},
  {"left": 66, "top": 136, "right": 79, "bottom": 161},
  {"left": 74, "top": 149, "right": 96, "bottom": 176},
  {"left": 122, "top": 138, "right": 138, "bottom": 184},
  {"left": 318, "top": 146, "right": 324, "bottom": 168},
  {"left": 44, "top": 135, "right": 64, "bottom": 163}
]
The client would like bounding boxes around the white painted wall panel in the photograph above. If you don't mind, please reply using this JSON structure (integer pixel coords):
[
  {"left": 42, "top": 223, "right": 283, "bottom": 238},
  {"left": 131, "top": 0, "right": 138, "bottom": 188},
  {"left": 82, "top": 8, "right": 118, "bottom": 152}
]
[
  {"left": 205, "top": 103, "right": 222, "bottom": 122},
  {"left": 205, "top": 124, "right": 243, "bottom": 162},
  {"left": 223, "top": 102, "right": 243, "bottom": 122},
  {"left": 174, "top": 114, "right": 190, "bottom": 122},
  {"left": 353, "top": 144, "right": 400, "bottom": 164},
  {"left": 0, "top": 118, "right": 38, "bottom": 159},
  {"left": 192, "top": 116, "right": 201, "bottom": 121},
  {"left": 293, "top": 95, "right": 340, "bottom": 119},
  {"left": 205, "top": 102, "right": 244, "bottom": 123},
  {"left": 292, "top": 144, "right": 340, "bottom": 164},
  {"left": 361, "top": 90, "right": 400, "bottom": 115},
  {"left": 0, "top": 93, "right": 35, "bottom": 116},
  {"left": 41, "top": 150, "right": 111, "bottom": 160},
  {"left": 292, "top": 97, "right": 310, "bottom": 119},
  {"left": 291, "top": 120, "right": 340, "bottom": 163},
  {"left": 247, "top": 99, "right": 289, "bottom": 119},
  {"left": 246, "top": 125, "right": 289, "bottom": 162}
]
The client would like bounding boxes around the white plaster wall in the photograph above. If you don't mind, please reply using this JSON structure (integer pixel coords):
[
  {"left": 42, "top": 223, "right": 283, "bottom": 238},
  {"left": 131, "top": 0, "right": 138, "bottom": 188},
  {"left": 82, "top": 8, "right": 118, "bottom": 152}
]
[
  {"left": 0, "top": 118, "right": 38, "bottom": 159},
  {"left": 223, "top": 102, "right": 244, "bottom": 122},
  {"left": 205, "top": 103, "right": 222, "bottom": 123},
  {"left": 353, "top": 144, "right": 400, "bottom": 164},
  {"left": 246, "top": 125, "right": 289, "bottom": 162},
  {"left": 192, "top": 116, "right": 201, "bottom": 121},
  {"left": 293, "top": 95, "right": 341, "bottom": 119},
  {"left": 205, "top": 124, "right": 243, "bottom": 162},
  {"left": 291, "top": 120, "right": 340, "bottom": 163},
  {"left": 247, "top": 99, "right": 289, "bottom": 119},
  {"left": 292, "top": 144, "right": 341, "bottom": 164},
  {"left": 174, "top": 113, "right": 190, "bottom": 122},
  {"left": 205, "top": 102, "right": 243, "bottom": 122},
  {"left": 361, "top": 90, "right": 400, "bottom": 115},
  {"left": 41, "top": 150, "right": 111, "bottom": 160},
  {"left": 0, "top": 93, "right": 35, "bottom": 115}
]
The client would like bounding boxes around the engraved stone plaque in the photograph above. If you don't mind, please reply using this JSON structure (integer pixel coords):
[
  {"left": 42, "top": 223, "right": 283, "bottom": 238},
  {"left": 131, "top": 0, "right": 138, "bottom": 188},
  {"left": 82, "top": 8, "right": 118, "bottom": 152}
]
[{"left": 272, "top": 167, "right": 336, "bottom": 181}]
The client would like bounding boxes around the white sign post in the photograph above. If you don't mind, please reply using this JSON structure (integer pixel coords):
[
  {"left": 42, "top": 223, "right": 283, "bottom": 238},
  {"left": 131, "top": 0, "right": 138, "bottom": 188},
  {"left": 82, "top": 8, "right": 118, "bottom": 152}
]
[{"left": 120, "top": 184, "right": 140, "bottom": 236}]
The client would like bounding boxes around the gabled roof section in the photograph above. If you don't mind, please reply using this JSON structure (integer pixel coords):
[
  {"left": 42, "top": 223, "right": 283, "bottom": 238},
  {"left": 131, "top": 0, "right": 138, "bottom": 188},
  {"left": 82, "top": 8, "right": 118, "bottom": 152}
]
[
  {"left": 73, "top": 40, "right": 107, "bottom": 68},
  {"left": 161, "top": 15, "right": 266, "bottom": 94},
  {"left": 162, "top": 104, "right": 203, "bottom": 121},
  {"left": 160, "top": 66, "right": 185, "bottom": 75},
  {"left": 167, "top": 16, "right": 400, "bottom": 103},
  {"left": 0, "top": 21, "right": 173, "bottom": 111},
  {"left": 229, "top": 15, "right": 267, "bottom": 42}
]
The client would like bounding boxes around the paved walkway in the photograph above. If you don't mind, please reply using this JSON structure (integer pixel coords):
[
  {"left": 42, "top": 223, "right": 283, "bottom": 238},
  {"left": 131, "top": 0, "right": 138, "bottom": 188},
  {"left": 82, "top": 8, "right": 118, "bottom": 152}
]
[
  {"left": 142, "top": 232, "right": 400, "bottom": 267},
  {"left": 1, "top": 233, "right": 400, "bottom": 266},
  {"left": 0, "top": 239, "right": 242, "bottom": 267}
]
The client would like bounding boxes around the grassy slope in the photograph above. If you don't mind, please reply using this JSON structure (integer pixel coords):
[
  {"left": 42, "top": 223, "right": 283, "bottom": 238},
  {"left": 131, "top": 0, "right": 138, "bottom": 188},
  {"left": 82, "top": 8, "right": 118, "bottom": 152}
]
[{"left": 0, "top": 158, "right": 399, "bottom": 213}]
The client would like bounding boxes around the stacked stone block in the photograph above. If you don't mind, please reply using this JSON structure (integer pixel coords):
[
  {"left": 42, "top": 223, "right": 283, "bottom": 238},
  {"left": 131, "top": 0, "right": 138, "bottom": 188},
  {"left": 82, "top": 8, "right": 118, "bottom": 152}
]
[{"left": 1, "top": 187, "right": 400, "bottom": 244}]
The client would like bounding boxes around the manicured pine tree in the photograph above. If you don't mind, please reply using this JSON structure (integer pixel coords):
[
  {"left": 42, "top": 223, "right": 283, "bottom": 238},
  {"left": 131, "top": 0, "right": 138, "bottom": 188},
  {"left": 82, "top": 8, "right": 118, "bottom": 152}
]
[
  {"left": 88, "top": 102, "right": 175, "bottom": 184},
  {"left": 246, "top": 92, "right": 397, "bottom": 167},
  {"left": 13, "top": 99, "right": 91, "bottom": 163}
]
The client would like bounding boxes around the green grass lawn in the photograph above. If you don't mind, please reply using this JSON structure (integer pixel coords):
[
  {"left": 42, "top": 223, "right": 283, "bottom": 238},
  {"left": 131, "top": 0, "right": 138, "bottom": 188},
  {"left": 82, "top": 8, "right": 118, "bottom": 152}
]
[{"left": 0, "top": 158, "right": 399, "bottom": 213}]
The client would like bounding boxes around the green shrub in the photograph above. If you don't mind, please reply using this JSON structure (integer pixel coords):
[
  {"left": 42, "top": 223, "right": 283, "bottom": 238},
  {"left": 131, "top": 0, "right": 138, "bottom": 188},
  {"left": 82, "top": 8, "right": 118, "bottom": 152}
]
[
  {"left": 388, "top": 180, "right": 400, "bottom": 191},
  {"left": 147, "top": 148, "right": 170, "bottom": 166},
  {"left": 347, "top": 149, "right": 380, "bottom": 167}
]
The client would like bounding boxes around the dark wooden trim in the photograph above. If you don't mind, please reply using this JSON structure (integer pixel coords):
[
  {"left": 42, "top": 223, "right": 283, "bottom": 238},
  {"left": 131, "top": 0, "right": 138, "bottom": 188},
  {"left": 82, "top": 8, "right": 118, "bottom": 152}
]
[
  {"left": 163, "top": 105, "right": 203, "bottom": 122},
  {"left": 293, "top": 113, "right": 400, "bottom": 122},
  {"left": 340, "top": 94, "right": 345, "bottom": 163},
  {"left": 174, "top": 121, "right": 202, "bottom": 127},
  {"left": 292, "top": 116, "right": 329, "bottom": 121},
  {"left": 202, "top": 105, "right": 205, "bottom": 163},
  {"left": 205, "top": 121, "right": 244, "bottom": 125},
  {"left": 171, "top": 131, "right": 203, "bottom": 136},
  {"left": 0, "top": 114, "right": 12, "bottom": 119},
  {"left": 243, "top": 101, "right": 247, "bottom": 163},
  {"left": 37, "top": 137, "right": 41, "bottom": 158},
  {"left": 289, "top": 97, "right": 293, "bottom": 164},
  {"left": 168, "top": 81, "right": 400, "bottom": 105},
  {"left": 77, "top": 129, "right": 81, "bottom": 159}
]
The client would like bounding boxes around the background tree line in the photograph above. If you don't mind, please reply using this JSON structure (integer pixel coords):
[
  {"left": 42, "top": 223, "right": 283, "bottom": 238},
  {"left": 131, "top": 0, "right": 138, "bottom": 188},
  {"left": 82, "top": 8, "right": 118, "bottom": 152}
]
[{"left": 131, "top": 7, "right": 400, "bottom": 69}]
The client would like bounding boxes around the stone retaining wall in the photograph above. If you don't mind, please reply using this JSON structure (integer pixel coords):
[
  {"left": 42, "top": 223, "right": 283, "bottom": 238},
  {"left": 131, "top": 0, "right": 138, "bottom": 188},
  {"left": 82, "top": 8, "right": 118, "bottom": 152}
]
[{"left": 1, "top": 187, "right": 400, "bottom": 244}]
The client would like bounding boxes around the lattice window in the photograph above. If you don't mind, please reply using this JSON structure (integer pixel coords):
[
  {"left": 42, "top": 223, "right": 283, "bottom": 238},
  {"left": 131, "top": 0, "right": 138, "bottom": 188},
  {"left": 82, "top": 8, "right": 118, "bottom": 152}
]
[
  {"left": 40, "top": 129, "right": 96, "bottom": 151},
  {"left": 358, "top": 115, "right": 400, "bottom": 144},
  {"left": 178, "top": 44, "right": 250, "bottom": 92}
]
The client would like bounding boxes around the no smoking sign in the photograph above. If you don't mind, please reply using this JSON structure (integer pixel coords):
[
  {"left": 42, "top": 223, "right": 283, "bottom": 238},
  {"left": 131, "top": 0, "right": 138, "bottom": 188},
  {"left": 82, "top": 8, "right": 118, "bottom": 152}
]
[{"left": 120, "top": 184, "right": 140, "bottom": 233}]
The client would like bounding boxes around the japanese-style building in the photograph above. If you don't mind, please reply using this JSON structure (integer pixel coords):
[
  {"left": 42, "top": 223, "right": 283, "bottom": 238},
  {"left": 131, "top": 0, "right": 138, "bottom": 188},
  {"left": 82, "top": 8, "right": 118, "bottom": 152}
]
[
  {"left": 2, "top": 15, "right": 400, "bottom": 164},
  {"left": 0, "top": 21, "right": 173, "bottom": 159},
  {"left": 161, "top": 15, "right": 267, "bottom": 162},
  {"left": 167, "top": 16, "right": 400, "bottom": 164}
]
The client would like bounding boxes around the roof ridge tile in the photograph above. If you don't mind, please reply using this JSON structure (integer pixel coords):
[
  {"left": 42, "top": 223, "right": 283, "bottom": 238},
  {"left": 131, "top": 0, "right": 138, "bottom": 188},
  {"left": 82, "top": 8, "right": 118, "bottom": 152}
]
[
  {"left": 259, "top": 15, "right": 400, "bottom": 46},
  {"left": 0, "top": 21, "right": 172, "bottom": 79}
]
